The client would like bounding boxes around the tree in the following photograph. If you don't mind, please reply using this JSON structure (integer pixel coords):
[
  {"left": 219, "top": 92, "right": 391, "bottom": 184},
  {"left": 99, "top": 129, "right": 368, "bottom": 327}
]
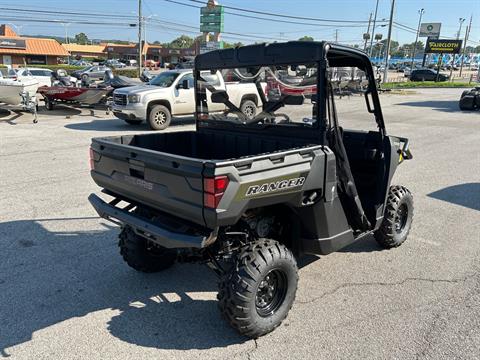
[
  {"left": 74, "top": 32, "right": 89, "bottom": 45},
  {"left": 298, "top": 36, "right": 314, "bottom": 41},
  {"left": 223, "top": 41, "right": 244, "bottom": 49},
  {"left": 167, "top": 35, "right": 194, "bottom": 48}
]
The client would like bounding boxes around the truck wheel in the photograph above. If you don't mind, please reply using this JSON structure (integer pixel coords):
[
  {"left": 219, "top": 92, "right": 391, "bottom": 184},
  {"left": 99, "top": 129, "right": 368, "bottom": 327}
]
[
  {"left": 148, "top": 105, "right": 171, "bottom": 130},
  {"left": 118, "top": 226, "right": 176, "bottom": 272},
  {"left": 218, "top": 238, "right": 298, "bottom": 338},
  {"left": 124, "top": 119, "right": 143, "bottom": 125},
  {"left": 240, "top": 100, "right": 257, "bottom": 120},
  {"left": 374, "top": 185, "right": 414, "bottom": 249}
]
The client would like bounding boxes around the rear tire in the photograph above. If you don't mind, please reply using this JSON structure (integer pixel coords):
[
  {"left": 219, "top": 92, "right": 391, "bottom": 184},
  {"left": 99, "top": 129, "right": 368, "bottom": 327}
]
[
  {"left": 124, "top": 119, "right": 143, "bottom": 125},
  {"left": 118, "top": 226, "right": 176, "bottom": 272},
  {"left": 148, "top": 105, "right": 171, "bottom": 130},
  {"left": 374, "top": 185, "right": 414, "bottom": 249},
  {"left": 240, "top": 99, "right": 257, "bottom": 120},
  {"left": 218, "top": 239, "right": 298, "bottom": 338}
]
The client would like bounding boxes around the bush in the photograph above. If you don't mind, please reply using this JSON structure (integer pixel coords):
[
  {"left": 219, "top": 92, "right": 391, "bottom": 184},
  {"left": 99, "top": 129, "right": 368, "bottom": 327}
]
[
  {"left": 26, "top": 64, "right": 84, "bottom": 74},
  {"left": 382, "top": 81, "right": 473, "bottom": 89},
  {"left": 113, "top": 69, "right": 139, "bottom": 78}
]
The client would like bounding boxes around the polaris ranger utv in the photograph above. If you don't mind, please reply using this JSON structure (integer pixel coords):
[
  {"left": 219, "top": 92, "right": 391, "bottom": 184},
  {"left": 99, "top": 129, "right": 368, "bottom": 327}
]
[{"left": 88, "top": 42, "right": 413, "bottom": 338}]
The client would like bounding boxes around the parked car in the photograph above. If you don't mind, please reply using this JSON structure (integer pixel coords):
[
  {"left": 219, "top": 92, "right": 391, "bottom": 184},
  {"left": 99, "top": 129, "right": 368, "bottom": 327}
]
[
  {"left": 71, "top": 60, "right": 92, "bottom": 67},
  {"left": 71, "top": 65, "right": 111, "bottom": 81},
  {"left": 105, "top": 59, "right": 126, "bottom": 68},
  {"left": 112, "top": 69, "right": 265, "bottom": 130},
  {"left": 8, "top": 68, "right": 50, "bottom": 87},
  {"left": 144, "top": 59, "right": 159, "bottom": 68},
  {"left": 410, "top": 69, "right": 448, "bottom": 82}
]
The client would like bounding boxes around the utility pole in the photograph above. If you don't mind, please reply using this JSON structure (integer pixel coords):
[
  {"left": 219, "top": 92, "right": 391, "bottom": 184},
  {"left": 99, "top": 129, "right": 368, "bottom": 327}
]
[
  {"left": 364, "top": 12, "right": 373, "bottom": 51},
  {"left": 138, "top": 0, "right": 143, "bottom": 77},
  {"left": 410, "top": 8, "right": 424, "bottom": 70},
  {"left": 450, "top": 17, "right": 466, "bottom": 81},
  {"left": 369, "top": 0, "right": 380, "bottom": 57},
  {"left": 335, "top": 29, "right": 339, "bottom": 43},
  {"left": 383, "top": 0, "right": 396, "bottom": 83}
]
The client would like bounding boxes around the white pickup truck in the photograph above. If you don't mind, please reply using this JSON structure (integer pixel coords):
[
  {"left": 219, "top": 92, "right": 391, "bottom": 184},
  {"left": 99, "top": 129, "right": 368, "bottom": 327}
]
[{"left": 112, "top": 69, "right": 264, "bottom": 130}]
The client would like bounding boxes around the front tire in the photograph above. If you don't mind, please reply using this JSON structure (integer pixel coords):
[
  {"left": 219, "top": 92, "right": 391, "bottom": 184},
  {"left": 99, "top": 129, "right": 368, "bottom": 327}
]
[
  {"left": 118, "top": 226, "right": 176, "bottom": 272},
  {"left": 218, "top": 239, "right": 298, "bottom": 338},
  {"left": 148, "top": 105, "right": 171, "bottom": 130},
  {"left": 375, "top": 185, "right": 414, "bottom": 249}
]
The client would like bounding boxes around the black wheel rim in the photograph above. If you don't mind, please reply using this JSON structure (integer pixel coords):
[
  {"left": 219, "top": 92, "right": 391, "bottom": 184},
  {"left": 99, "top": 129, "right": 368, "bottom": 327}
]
[
  {"left": 255, "top": 269, "right": 288, "bottom": 317},
  {"left": 395, "top": 203, "right": 408, "bottom": 234}
]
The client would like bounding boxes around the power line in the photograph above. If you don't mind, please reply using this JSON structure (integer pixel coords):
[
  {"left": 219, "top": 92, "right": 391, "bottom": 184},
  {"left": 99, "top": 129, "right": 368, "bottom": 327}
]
[
  {"left": 0, "top": 7, "right": 137, "bottom": 19},
  {"left": 162, "top": 0, "right": 372, "bottom": 28},
  {"left": 185, "top": 0, "right": 373, "bottom": 23}
]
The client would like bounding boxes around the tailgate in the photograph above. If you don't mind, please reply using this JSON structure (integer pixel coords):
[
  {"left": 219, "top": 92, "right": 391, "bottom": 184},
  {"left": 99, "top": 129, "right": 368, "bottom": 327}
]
[{"left": 90, "top": 137, "right": 205, "bottom": 226}]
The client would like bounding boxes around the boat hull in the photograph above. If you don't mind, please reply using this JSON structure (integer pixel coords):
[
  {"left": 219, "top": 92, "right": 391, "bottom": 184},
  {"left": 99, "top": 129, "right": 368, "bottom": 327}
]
[
  {"left": 38, "top": 86, "right": 111, "bottom": 105},
  {"left": 0, "top": 78, "right": 39, "bottom": 106}
]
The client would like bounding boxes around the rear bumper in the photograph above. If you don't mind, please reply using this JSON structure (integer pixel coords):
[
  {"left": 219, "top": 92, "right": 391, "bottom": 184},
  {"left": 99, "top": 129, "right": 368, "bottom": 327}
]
[{"left": 88, "top": 193, "right": 216, "bottom": 249}]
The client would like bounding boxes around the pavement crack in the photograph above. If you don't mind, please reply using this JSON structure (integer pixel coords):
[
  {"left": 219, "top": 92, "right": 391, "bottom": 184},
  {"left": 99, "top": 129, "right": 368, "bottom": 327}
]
[{"left": 297, "top": 275, "right": 473, "bottom": 305}]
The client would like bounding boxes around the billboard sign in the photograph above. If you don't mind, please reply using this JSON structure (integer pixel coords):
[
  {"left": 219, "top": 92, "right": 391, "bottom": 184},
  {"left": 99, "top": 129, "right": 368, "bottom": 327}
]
[
  {"left": 419, "top": 23, "right": 441, "bottom": 38},
  {"left": 200, "top": 41, "right": 224, "bottom": 54},
  {"left": 425, "top": 39, "right": 462, "bottom": 54}
]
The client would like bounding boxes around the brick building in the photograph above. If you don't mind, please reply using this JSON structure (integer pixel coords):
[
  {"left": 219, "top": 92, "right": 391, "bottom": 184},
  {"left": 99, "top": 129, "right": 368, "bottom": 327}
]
[{"left": 0, "top": 25, "right": 68, "bottom": 67}]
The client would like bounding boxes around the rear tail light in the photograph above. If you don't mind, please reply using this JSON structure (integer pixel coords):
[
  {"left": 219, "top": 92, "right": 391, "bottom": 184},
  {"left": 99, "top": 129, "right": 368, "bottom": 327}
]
[
  {"left": 203, "top": 175, "right": 229, "bottom": 208},
  {"left": 89, "top": 148, "right": 95, "bottom": 170}
]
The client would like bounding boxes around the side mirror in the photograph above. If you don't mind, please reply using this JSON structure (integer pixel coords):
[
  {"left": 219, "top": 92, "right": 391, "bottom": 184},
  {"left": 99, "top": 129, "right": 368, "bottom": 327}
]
[
  {"left": 211, "top": 90, "right": 229, "bottom": 104},
  {"left": 178, "top": 79, "right": 190, "bottom": 89}
]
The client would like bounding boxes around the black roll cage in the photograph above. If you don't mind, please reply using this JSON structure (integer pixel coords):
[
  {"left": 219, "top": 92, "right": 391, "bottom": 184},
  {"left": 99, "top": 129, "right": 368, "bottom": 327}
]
[{"left": 193, "top": 41, "right": 386, "bottom": 144}]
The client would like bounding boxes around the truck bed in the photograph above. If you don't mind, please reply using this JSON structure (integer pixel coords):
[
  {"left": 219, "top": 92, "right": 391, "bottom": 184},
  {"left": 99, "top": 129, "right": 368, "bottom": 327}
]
[{"left": 90, "top": 129, "right": 325, "bottom": 229}]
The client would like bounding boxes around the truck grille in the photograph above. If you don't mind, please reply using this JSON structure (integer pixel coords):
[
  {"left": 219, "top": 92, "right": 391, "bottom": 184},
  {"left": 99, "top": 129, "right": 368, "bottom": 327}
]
[{"left": 114, "top": 93, "right": 127, "bottom": 106}]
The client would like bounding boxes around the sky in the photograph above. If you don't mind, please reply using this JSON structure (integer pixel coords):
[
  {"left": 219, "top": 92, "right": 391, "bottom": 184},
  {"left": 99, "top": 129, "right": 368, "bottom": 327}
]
[{"left": 0, "top": 0, "right": 478, "bottom": 47}]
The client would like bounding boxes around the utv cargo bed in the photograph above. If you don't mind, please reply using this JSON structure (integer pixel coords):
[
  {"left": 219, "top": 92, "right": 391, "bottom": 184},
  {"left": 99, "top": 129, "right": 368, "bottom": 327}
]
[{"left": 90, "top": 129, "right": 326, "bottom": 229}]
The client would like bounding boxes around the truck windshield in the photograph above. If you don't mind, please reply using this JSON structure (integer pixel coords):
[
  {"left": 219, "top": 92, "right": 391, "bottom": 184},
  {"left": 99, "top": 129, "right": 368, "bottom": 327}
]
[
  {"left": 149, "top": 72, "right": 180, "bottom": 87},
  {"left": 196, "top": 63, "right": 318, "bottom": 129}
]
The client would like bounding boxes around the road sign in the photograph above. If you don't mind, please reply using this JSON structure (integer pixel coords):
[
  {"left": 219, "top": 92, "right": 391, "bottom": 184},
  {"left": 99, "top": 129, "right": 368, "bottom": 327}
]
[
  {"left": 419, "top": 23, "right": 441, "bottom": 38},
  {"left": 425, "top": 39, "right": 462, "bottom": 54}
]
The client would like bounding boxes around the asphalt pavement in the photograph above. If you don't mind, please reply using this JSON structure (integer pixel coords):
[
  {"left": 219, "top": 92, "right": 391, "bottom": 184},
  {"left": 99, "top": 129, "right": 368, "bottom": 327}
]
[{"left": 0, "top": 88, "right": 479, "bottom": 359}]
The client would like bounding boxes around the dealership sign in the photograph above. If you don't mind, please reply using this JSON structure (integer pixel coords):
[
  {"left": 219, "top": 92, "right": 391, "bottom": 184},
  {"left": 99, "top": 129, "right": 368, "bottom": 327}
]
[
  {"left": 200, "top": 0, "right": 224, "bottom": 33},
  {"left": 425, "top": 39, "right": 462, "bottom": 54},
  {"left": 0, "top": 38, "right": 26, "bottom": 49},
  {"left": 419, "top": 23, "right": 441, "bottom": 38}
]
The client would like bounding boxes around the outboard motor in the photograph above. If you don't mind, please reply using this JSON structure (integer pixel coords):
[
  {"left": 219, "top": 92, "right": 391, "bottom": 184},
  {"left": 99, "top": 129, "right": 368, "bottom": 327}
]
[
  {"left": 140, "top": 69, "right": 153, "bottom": 82},
  {"left": 52, "top": 69, "right": 73, "bottom": 87}
]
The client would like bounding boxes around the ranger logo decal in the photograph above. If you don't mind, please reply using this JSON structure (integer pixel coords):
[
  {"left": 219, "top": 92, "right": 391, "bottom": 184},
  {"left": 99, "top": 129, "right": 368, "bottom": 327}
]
[{"left": 245, "top": 177, "right": 306, "bottom": 196}]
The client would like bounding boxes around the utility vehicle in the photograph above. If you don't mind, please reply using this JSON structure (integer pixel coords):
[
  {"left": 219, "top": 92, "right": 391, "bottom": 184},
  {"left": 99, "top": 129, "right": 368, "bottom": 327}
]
[{"left": 89, "top": 41, "right": 413, "bottom": 338}]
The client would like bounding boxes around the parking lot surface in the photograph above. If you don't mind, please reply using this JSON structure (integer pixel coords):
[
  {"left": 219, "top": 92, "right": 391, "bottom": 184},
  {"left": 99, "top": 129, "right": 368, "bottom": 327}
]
[{"left": 1, "top": 88, "right": 479, "bottom": 359}]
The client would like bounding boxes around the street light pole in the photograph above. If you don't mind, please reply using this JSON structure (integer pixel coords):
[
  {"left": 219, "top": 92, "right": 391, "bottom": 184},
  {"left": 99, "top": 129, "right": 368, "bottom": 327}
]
[
  {"left": 138, "top": 0, "right": 143, "bottom": 77},
  {"left": 369, "top": 0, "right": 380, "bottom": 57},
  {"left": 459, "top": 15, "right": 472, "bottom": 77},
  {"left": 364, "top": 12, "right": 372, "bottom": 52},
  {"left": 383, "top": 0, "right": 396, "bottom": 83},
  {"left": 410, "top": 8, "right": 424, "bottom": 70}
]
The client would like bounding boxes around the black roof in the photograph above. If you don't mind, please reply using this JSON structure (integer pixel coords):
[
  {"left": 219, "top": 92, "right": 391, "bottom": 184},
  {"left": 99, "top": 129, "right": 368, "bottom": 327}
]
[{"left": 195, "top": 41, "right": 370, "bottom": 70}]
